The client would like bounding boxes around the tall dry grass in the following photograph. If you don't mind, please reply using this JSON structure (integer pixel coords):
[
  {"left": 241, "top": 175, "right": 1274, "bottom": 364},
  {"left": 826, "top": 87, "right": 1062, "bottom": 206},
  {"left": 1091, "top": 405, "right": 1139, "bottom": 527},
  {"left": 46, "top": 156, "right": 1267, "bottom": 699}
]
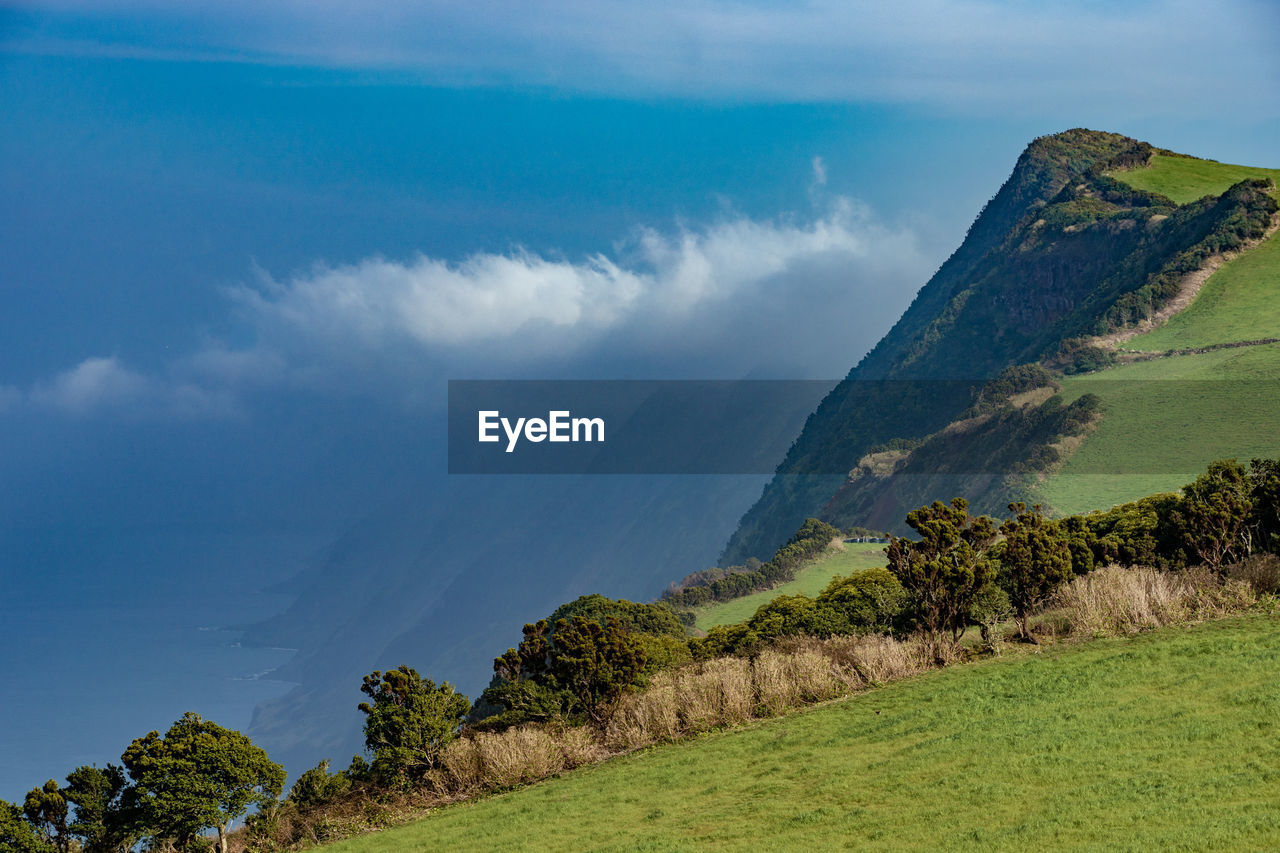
[
  {"left": 752, "top": 648, "right": 841, "bottom": 716},
  {"left": 440, "top": 723, "right": 605, "bottom": 793},
  {"left": 603, "top": 634, "right": 936, "bottom": 751},
  {"left": 1058, "top": 564, "right": 1256, "bottom": 637}
]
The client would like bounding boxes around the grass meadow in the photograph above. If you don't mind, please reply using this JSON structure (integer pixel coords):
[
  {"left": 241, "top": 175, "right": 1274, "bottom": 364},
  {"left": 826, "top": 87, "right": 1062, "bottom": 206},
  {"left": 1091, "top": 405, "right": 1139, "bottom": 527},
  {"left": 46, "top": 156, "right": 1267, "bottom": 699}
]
[
  {"left": 325, "top": 615, "right": 1280, "bottom": 852},
  {"left": 692, "top": 545, "right": 887, "bottom": 631},
  {"left": 1034, "top": 343, "right": 1280, "bottom": 514},
  {"left": 1109, "top": 152, "right": 1280, "bottom": 205}
]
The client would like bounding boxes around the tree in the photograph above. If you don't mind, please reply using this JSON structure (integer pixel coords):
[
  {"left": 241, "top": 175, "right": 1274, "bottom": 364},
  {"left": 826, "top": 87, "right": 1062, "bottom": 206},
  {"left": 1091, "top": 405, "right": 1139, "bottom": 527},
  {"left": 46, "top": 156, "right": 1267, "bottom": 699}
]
[
  {"left": 886, "top": 498, "right": 997, "bottom": 648},
  {"left": 61, "top": 765, "right": 138, "bottom": 853},
  {"left": 549, "top": 616, "right": 646, "bottom": 724},
  {"left": 21, "top": 782, "right": 67, "bottom": 853},
  {"left": 479, "top": 599, "right": 674, "bottom": 727},
  {"left": 358, "top": 666, "right": 470, "bottom": 782},
  {"left": 999, "top": 503, "right": 1072, "bottom": 641},
  {"left": 969, "top": 582, "right": 1013, "bottom": 651},
  {"left": 1178, "top": 459, "right": 1253, "bottom": 568},
  {"left": 121, "top": 712, "right": 285, "bottom": 853},
  {"left": 1, "top": 800, "right": 56, "bottom": 853},
  {"left": 1248, "top": 457, "right": 1280, "bottom": 553}
]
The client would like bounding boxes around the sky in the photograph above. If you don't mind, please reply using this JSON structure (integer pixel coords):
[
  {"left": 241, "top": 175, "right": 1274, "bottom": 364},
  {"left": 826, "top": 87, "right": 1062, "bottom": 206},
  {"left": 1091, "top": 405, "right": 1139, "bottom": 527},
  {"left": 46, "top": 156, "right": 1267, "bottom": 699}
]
[{"left": 2, "top": 0, "right": 1278, "bottom": 801}]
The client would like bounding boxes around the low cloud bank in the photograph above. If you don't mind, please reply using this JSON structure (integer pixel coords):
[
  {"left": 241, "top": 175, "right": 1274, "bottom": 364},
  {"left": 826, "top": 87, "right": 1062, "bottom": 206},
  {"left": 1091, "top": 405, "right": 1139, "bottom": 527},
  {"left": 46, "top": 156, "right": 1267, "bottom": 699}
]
[{"left": 4, "top": 199, "right": 928, "bottom": 419}]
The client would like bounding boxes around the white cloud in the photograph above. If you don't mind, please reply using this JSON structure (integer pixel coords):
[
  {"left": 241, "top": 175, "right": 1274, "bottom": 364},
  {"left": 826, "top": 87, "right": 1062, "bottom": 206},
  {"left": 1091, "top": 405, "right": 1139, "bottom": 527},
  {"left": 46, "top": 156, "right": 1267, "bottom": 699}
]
[
  {"left": 233, "top": 198, "right": 918, "bottom": 367},
  {"left": 811, "top": 157, "right": 827, "bottom": 188},
  {"left": 26, "top": 356, "right": 240, "bottom": 420},
  {"left": 4, "top": 198, "right": 930, "bottom": 416}
]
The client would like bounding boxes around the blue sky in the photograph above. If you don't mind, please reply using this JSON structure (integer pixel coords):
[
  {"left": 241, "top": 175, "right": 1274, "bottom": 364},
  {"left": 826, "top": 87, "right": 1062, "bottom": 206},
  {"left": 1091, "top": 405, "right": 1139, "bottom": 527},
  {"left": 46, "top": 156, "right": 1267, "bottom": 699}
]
[{"left": 1, "top": 0, "right": 1278, "bottom": 801}]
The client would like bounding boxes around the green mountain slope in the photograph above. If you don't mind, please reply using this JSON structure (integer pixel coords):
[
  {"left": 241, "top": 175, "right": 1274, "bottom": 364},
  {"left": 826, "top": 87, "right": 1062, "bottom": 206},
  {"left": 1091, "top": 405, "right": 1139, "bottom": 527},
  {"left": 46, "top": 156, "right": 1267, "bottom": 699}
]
[
  {"left": 1030, "top": 155, "right": 1280, "bottom": 514},
  {"left": 324, "top": 617, "right": 1280, "bottom": 852},
  {"left": 724, "top": 133, "right": 1277, "bottom": 556}
]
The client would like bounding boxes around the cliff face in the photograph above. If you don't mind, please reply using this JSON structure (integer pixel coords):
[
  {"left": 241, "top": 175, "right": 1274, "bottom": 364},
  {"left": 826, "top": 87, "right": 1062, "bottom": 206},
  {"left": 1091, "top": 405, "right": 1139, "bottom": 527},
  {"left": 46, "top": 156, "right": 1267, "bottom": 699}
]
[{"left": 721, "top": 129, "right": 1276, "bottom": 562}]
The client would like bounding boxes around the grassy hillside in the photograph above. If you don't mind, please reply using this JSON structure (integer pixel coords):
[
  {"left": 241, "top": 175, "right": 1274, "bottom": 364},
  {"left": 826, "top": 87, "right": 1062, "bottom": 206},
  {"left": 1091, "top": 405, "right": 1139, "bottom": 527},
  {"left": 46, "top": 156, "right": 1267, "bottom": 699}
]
[
  {"left": 325, "top": 616, "right": 1280, "bottom": 852},
  {"left": 1108, "top": 152, "right": 1280, "bottom": 205},
  {"left": 1031, "top": 152, "right": 1280, "bottom": 514},
  {"left": 1118, "top": 153, "right": 1280, "bottom": 352},
  {"left": 827, "top": 150, "right": 1280, "bottom": 519},
  {"left": 1034, "top": 344, "right": 1280, "bottom": 513},
  {"left": 692, "top": 545, "right": 886, "bottom": 631}
]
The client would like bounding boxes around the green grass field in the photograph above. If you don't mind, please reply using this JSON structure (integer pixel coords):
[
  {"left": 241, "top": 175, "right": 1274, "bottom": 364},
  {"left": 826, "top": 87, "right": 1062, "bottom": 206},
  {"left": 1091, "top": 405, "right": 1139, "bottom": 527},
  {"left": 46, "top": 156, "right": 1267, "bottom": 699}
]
[
  {"left": 326, "top": 616, "right": 1280, "bottom": 852},
  {"left": 1109, "top": 153, "right": 1280, "bottom": 205},
  {"left": 692, "top": 545, "right": 888, "bottom": 631},
  {"left": 1125, "top": 227, "right": 1280, "bottom": 352},
  {"left": 1034, "top": 343, "right": 1280, "bottom": 514}
]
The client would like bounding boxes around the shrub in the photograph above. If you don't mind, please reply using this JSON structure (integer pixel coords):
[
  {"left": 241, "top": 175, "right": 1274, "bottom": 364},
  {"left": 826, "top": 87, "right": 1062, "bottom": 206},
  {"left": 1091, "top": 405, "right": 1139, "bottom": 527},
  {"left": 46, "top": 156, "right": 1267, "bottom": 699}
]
[
  {"left": 816, "top": 567, "right": 908, "bottom": 633},
  {"left": 1227, "top": 553, "right": 1280, "bottom": 595},
  {"left": 969, "top": 583, "right": 1013, "bottom": 652},
  {"left": 288, "top": 760, "right": 351, "bottom": 812}
]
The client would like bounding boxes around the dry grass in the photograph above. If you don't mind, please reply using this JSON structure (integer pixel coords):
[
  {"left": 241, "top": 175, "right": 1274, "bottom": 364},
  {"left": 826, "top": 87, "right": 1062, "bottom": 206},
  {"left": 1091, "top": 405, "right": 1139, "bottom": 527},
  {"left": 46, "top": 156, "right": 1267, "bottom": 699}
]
[
  {"left": 752, "top": 648, "right": 841, "bottom": 716},
  {"left": 817, "top": 633, "right": 939, "bottom": 684},
  {"left": 441, "top": 723, "right": 606, "bottom": 792},
  {"left": 604, "top": 634, "right": 937, "bottom": 752},
  {"left": 1058, "top": 564, "right": 1256, "bottom": 637}
]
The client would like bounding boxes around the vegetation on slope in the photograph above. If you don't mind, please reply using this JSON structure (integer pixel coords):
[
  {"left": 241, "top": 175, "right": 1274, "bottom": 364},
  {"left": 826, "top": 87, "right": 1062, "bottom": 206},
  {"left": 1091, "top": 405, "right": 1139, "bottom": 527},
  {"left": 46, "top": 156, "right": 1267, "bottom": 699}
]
[
  {"left": 820, "top": 367, "right": 1101, "bottom": 533},
  {"left": 1126, "top": 227, "right": 1280, "bottom": 351},
  {"left": 755, "top": 147, "right": 1280, "bottom": 529},
  {"left": 11, "top": 456, "right": 1278, "bottom": 851},
  {"left": 661, "top": 519, "right": 841, "bottom": 611},
  {"left": 325, "top": 615, "right": 1280, "bottom": 852}
]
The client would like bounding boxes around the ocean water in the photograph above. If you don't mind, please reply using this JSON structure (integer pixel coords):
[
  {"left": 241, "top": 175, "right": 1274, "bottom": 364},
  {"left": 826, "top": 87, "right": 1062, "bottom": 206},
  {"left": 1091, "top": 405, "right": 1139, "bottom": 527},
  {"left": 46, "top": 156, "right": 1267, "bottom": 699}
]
[{"left": 0, "top": 526, "right": 315, "bottom": 803}]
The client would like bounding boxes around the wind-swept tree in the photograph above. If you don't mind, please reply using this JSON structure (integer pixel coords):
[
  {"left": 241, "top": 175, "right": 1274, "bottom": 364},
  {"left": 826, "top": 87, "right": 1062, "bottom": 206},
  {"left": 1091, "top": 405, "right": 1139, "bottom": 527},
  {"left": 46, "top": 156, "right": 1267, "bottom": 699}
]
[
  {"left": 121, "top": 712, "right": 284, "bottom": 853},
  {"left": 20, "top": 782, "right": 67, "bottom": 853},
  {"left": 358, "top": 666, "right": 470, "bottom": 783},
  {"left": 999, "top": 503, "right": 1072, "bottom": 641},
  {"left": 62, "top": 764, "right": 138, "bottom": 853},
  {"left": 887, "top": 498, "right": 997, "bottom": 648},
  {"left": 1178, "top": 459, "right": 1254, "bottom": 568}
]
